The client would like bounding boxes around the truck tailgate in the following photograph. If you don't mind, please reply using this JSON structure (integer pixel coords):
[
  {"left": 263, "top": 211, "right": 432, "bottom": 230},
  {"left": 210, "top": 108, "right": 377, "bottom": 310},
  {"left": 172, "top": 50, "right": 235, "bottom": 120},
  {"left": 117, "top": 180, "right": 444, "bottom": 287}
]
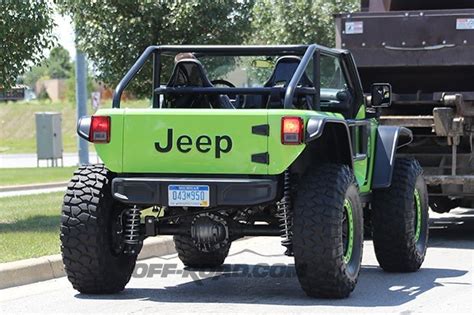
[{"left": 121, "top": 109, "right": 269, "bottom": 174}]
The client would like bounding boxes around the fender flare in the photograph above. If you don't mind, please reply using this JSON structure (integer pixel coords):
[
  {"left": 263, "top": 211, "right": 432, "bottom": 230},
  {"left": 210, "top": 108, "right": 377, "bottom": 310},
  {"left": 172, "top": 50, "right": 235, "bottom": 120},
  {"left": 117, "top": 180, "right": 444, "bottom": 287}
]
[
  {"left": 305, "top": 116, "right": 354, "bottom": 169},
  {"left": 372, "top": 125, "right": 413, "bottom": 189}
]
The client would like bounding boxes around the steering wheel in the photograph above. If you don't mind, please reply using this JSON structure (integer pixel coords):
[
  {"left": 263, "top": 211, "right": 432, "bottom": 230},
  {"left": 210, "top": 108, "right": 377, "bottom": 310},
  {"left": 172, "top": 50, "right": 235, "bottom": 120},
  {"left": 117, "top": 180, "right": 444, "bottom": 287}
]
[
  {"left": 211, "top": 79, "right": 235, "bottom": 88},
  {"left": 211, "top": 79, "right": 240, "bottom": 106}
]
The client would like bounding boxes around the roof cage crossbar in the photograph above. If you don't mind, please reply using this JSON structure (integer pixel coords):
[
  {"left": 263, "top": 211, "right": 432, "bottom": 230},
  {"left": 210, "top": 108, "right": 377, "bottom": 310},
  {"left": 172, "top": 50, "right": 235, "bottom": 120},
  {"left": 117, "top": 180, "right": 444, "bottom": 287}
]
[{"left": 112, "top": 44, "right": 341, "bottom": 109}]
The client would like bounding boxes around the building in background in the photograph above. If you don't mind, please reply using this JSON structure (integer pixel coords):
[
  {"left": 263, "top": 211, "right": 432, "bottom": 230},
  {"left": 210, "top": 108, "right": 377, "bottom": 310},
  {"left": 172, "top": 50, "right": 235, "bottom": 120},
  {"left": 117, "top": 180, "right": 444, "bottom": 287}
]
[{"left": 35, "top": 79, "right": 67, "bottom": 102}]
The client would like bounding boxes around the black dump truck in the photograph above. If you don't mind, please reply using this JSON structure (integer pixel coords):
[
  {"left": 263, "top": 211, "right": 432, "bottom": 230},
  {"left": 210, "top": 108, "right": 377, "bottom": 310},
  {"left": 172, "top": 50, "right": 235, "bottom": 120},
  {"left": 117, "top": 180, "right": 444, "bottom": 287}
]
[{"left": 335, "top": 0, "right": 474, "bottom": 213}]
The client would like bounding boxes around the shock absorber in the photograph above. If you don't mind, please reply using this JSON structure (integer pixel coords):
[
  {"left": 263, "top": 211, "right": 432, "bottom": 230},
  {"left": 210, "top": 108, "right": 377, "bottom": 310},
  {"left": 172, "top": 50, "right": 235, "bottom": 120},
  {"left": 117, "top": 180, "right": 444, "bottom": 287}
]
[
  {"left": 277, "top": 169, "right": 293, "bottom": 256},
  {"left": 123, "top": 206, "right": 141, "bottom": 255}
]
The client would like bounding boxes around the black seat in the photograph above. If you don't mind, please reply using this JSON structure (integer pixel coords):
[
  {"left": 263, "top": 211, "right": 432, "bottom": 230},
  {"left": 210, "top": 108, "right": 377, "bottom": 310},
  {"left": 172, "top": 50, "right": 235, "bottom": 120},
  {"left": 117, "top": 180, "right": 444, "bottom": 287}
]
[
  {"left": 264, "top": 56, "right": 313, "bottom": 88},
  {"left": 164, "top": 59, "right": 234, "bottom": 109},
  {"left": 242, "top": 56, "right": 314, "bottom": 109}
]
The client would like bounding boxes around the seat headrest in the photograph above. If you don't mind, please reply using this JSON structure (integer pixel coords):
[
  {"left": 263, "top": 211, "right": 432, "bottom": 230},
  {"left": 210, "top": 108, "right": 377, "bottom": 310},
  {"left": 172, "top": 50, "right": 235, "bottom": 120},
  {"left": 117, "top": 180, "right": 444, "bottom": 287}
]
[
  {"left": 264, "top": 56, "right": 313, "bottom": 88},
  {"left": 167, "top": 58, "right": 213, "bottom": 87}
]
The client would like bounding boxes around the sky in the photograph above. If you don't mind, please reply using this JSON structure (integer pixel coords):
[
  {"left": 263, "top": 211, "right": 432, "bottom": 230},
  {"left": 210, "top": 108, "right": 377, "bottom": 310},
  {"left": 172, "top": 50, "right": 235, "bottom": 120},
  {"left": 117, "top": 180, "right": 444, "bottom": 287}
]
[{"left": 53, "top": 13, "right": 76, "bottom": 59}]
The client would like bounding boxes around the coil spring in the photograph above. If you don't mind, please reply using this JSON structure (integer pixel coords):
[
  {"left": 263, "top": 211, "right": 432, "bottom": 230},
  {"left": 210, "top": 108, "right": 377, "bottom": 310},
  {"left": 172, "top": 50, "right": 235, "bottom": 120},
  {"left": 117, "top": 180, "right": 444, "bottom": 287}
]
[
  {"left": 124, "top": 206, "right": 141, "bottom": 245},
  {"left": 277, "top": 169, "right": 293, "bottom": 255}
]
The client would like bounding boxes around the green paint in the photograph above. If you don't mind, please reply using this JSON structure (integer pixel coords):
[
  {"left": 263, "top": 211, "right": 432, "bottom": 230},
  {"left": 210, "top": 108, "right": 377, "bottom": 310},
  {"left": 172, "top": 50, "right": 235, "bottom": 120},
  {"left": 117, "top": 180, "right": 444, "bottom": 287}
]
[
  {"left": 358, "top": 119, "right": 377, "bottom": 193},
  {"left": 414, "top": 188, "right": 422, "bottom": 242},
  {"left": 120, "top": 108, "right": 268, "bottom": 174},
  {"left": 355, "top": 104, "right": 366, "bottom": 119},
  {"left": 267, "top": 110, "right": 343, "bottom": 175},
  {"left": 343, "top": 198, "right": 354, "bottom": 264},
  {"left": 92, "top": 107, "right": 376, "bottom": 191},
  {"left": 94, "top": 108, "right": 125, "bottom": 172}
]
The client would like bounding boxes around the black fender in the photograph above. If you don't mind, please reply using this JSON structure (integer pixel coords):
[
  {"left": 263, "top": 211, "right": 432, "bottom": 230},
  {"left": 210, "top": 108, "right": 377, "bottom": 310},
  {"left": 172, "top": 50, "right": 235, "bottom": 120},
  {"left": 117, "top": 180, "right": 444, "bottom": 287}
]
[
  {"left": 297, "top": 116, "right": 354, "bottom": 169},
  {"left": 372, "top": 126, "right": 413, "bottom": 189}
]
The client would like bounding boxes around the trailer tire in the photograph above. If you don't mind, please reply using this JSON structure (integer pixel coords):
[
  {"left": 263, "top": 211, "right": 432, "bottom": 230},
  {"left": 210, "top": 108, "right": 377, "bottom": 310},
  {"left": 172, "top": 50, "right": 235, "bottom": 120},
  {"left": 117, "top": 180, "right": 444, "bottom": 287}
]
[
  {"left": 293, "top": 164, "right": 364, "bottom": 298},
  {"left": 372, "top": 158, "right": 429, "bottom": 272},
  {"left": 61, "top": 164, "right": 137, "bottom": 294}
]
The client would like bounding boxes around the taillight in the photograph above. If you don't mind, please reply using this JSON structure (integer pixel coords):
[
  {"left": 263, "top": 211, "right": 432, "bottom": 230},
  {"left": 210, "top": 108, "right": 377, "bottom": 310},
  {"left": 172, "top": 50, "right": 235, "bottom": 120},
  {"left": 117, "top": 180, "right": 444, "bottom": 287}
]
[
  {"left": 281, "top": 116, "right": 304, "bottom": 144},
  {"left": 89, "top": 116, "right": 110, "bottom": 143}
]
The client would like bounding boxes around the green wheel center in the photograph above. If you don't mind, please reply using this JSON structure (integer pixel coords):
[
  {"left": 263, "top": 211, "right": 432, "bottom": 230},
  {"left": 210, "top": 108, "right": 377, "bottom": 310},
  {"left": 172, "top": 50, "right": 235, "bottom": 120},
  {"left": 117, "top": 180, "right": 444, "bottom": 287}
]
[
  {"left": 414, "top": 188, "right": 422, "bottom": 242},
  {"left": 343, "top": 198, "right": 354, "bottom": 264}
]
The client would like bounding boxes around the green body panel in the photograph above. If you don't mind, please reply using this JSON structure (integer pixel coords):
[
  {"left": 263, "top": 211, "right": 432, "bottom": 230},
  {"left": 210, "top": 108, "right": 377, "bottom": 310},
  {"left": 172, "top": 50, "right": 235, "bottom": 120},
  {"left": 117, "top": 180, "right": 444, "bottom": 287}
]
[
  {"left": 267, "top": 110, "right": 343, "bottom": 175},
  {"left": 354, "top": 157, "right": 368, "bottom": 189},
  {"left": 121, "top": 109, "right": 268, "bottom": 174},
  {"left": 355, "top": 118, "right": 378, "bottom": 193},
  {"left": 93, "top": 108, "right": 377, "bottom": 192},
  {"left": 355, "top": 105, "right": 366, "bottom": 120},
  {"left": 349, "top": 104, "right": 378, "bottom": 193},
  {"left": 94, "top": 109, "right": 125, "bottom": 173}
]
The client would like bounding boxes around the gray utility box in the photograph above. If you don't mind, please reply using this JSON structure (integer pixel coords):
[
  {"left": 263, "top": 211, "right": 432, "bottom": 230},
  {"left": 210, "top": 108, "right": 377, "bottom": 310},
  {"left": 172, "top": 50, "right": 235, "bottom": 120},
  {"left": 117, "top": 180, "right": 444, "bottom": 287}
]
[{"left": 35, "top": 112, "right": 63, "bottom": 163}]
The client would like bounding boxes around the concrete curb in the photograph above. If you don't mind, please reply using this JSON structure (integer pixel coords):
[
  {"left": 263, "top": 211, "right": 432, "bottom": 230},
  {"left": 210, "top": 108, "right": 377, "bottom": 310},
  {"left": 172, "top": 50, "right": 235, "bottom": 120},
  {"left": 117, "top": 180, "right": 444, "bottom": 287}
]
[
  {"left": 0, "top": 182, "right": 68, "bottom": 193},
  {"left": 0, "top": 237, "right": 174, "bottom": 290}
]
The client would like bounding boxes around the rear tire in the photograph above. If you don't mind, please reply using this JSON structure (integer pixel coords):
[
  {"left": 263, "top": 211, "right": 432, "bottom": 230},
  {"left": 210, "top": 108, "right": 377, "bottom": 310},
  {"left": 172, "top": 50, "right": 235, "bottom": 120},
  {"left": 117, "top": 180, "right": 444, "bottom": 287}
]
[
  {"left": 372, "top": 158, "right": 429, "bottom": 272},
  {"left": 174, "top": 235, "right": 230, "bottom": 268},
  {"left": 293, "top": 164, "right": 364, "bottom": 298},
  {"left": 61, "top": 164, "right": 137, "bottom": 294}
]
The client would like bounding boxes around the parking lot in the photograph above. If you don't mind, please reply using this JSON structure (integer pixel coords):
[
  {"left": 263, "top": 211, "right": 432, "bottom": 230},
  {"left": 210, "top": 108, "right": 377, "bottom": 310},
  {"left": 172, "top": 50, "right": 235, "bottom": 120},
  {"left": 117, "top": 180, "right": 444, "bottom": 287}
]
[{"left": 0, "top": 209, "right": 472, "bottom": 314}]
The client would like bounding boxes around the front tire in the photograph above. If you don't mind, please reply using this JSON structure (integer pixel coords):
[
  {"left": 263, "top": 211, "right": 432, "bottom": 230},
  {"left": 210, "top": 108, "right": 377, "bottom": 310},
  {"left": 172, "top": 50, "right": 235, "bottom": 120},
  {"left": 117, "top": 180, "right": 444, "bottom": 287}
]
[
  {"left": 61, "top": 164, "right": 137, "bottom": 294},
  {"left": 293, "top": 164, "right": 364, "bottom": 298},
  {"left": 372, "top": 158, "right": 429, "bottom": 272}
]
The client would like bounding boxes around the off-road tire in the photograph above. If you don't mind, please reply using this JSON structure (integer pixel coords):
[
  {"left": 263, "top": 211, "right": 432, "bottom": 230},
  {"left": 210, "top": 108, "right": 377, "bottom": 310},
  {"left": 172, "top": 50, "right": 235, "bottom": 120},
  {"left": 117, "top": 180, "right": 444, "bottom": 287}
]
[
  {"left": 372, "top": 158, "right": 429, "bottom": 272},
  {"left": 174, "top": 235, "right": 230, "bottom": 268},
  {"left": 61, "top": 164, "right": 137, "bottom": 294},
  {"left": 429, "top": 197, "right": 460, "bottom": 214},
  {"left": 293, "top": 164, "right": 364, "bottom": 298}
]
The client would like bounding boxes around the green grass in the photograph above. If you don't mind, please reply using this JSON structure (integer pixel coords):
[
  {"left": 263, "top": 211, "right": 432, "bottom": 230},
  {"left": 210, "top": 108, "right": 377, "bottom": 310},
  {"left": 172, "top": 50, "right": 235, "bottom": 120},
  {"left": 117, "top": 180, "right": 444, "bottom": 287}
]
[
  {"left": 0, "top": 191, "right": 157, "bottom": 263},
  {"left": 0, "top": 192, "right": 64, "bottom": 263},
  {"left": 0, "top": 167, "right": 76, "bottom": 187},
  {"left": 0, "top": 99, "right": 149, "bottom": 154}
]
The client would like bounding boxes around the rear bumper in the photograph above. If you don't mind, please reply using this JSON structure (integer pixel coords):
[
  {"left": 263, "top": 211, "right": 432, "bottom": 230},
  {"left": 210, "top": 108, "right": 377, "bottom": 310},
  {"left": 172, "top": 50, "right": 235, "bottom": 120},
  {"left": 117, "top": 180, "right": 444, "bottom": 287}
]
[{"left": 112, "top": 176, "right": 278, "bottom": 207}]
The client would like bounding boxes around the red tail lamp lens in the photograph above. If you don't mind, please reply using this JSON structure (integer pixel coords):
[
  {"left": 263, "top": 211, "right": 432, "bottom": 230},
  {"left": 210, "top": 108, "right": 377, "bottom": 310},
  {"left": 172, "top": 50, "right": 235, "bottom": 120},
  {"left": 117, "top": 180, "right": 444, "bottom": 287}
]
[
  {"left": 89, "top": 116, "right": 110, "bottom": 143},
  {"left": 281, "top": 117, "right": 304, "bottom": 144}
]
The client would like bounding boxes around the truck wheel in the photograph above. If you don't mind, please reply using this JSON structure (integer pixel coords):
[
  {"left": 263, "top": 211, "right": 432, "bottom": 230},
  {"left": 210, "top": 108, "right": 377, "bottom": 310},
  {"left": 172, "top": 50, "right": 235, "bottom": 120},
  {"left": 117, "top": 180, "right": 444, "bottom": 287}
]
[
  {"left": 173, "top": 235, "right": 230, "bottom": 268},
  {"left": 293, "top": 164, "right": 364, "bottom": 298},
  {"left": 61, "top": 164, "right": 137, "bottom": 294},
  {"left": 372, "top": 158, "right": 429, "bottom": 272}
]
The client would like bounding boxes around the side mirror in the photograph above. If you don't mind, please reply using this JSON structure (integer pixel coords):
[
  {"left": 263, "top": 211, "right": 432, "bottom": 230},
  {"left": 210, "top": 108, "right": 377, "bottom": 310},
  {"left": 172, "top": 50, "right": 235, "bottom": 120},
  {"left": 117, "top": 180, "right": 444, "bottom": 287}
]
[{"left": 371, "top": 83, "right": 392, "bottom": 107}]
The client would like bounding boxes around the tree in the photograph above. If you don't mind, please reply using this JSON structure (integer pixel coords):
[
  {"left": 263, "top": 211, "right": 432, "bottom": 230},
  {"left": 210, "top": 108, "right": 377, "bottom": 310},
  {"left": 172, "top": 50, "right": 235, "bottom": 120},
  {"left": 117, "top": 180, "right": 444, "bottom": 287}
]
[
  {"left": 250, "top": 0, "right": 359, "bottom": 47},
  {"left": 0, "top": 1, "right": 55, "bottom": 89},
  {"left": 23, "top": 46, "right": 73, "bottom": 88},
  {"left": 47, "top": 46, "right": 73, "bottom": 79},
  {"left": 57, "top": 0, "right": 255, "bottom": 97},
  {"left": 23, "top": 64, "right": 48, "bottom": 88}
]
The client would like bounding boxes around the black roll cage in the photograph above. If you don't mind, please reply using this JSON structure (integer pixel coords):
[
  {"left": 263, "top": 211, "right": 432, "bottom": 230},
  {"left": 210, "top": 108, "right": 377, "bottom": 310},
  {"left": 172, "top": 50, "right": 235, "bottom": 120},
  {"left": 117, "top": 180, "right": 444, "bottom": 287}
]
[{"left": 112, "top": 44, "right": 364, "bottom": 112}]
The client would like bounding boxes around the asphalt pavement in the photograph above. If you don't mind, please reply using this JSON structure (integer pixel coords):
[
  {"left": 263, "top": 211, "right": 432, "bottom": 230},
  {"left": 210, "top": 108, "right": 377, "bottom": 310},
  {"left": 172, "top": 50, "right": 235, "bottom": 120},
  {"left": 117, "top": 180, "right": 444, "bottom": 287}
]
[{"left": 0, "top": 209, "right": 473, "bottom": 314}]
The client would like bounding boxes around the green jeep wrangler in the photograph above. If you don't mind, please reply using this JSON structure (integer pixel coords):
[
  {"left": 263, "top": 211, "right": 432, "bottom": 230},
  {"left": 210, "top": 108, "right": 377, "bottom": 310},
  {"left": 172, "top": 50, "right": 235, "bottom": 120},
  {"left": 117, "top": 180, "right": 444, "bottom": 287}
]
[{"left": 62, "top": 44, "right": 429, "bottom": 298}]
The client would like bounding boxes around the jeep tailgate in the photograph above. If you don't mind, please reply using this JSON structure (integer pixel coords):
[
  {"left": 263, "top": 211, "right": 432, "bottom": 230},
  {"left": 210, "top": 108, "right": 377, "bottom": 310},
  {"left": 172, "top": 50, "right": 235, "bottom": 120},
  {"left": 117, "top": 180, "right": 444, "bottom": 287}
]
[{"left": 121, "top": 109, "right": 269, "bottom": 174}]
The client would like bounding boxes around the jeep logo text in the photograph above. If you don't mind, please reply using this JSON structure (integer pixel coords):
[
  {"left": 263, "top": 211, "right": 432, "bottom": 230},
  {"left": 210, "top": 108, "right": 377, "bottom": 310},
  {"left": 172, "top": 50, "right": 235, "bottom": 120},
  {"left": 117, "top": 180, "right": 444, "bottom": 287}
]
[{"left": 155, "top": 129, "right": 233, "bottom": 158}]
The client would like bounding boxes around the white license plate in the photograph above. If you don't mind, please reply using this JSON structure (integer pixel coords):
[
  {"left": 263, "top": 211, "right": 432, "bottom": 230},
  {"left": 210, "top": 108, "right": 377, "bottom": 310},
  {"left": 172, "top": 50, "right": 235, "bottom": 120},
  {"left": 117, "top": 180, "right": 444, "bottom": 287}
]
[{"left": 168, "top": 185, "right": 210, "bottom": 207}]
